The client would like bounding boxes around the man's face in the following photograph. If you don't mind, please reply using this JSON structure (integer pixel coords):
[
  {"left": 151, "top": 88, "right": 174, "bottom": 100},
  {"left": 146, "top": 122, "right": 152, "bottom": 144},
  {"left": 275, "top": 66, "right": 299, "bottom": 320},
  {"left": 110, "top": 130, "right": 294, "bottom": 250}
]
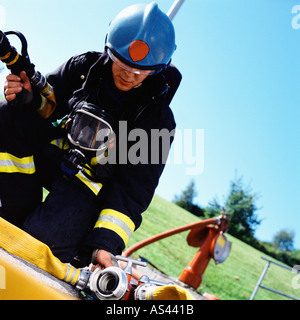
[{"left": 111, "top": 59, "right": 150, "bottom": 91}]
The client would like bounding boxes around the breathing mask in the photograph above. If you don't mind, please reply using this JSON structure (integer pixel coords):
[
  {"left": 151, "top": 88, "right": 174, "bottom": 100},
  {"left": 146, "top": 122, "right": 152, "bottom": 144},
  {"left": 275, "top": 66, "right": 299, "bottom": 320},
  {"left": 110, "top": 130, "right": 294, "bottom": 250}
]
[{"left": 62, "top": 102, "right": 116, "bottom": 181}]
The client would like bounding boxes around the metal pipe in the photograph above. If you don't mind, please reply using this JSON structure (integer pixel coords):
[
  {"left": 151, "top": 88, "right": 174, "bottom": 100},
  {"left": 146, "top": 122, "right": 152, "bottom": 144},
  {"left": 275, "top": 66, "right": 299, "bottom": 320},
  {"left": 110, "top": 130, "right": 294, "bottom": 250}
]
[
  {"left": 259, "top": 285, "right": 299, "bottom": 301},
  {"left": 250, "top": 261, "right": 270, "bottom": 300},
  {"left": 167, "top": 0, "right": 185, "bottom": 20},
  {"left": 250, "top": 257, "right": 300, "bottom": 300},
  {"left": 261, "top": 256, "right": 296, "bottom": 273}
]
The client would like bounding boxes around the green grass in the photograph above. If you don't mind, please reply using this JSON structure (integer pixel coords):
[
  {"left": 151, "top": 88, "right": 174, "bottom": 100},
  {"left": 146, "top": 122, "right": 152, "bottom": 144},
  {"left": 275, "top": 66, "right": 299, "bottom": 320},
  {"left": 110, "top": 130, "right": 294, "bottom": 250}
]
[{"left": 126, "top": 195, "right": 300, "bottom": 300}]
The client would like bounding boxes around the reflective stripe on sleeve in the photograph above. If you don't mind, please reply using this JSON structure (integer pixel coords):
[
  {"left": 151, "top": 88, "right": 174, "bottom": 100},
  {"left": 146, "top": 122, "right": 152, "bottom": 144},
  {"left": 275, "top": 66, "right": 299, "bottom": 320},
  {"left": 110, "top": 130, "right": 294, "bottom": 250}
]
[
  {"left": 75, "top": 171, "right": 103, "bottom": 196},
  {"left": 0, "top": 153, "right": 35, "bottom": 174},
  {"left": 37, "top": 89, "right": 57, "bottom": 119},
  {"left": 94, "top": 209, "right": 135, "bottom": 247}
]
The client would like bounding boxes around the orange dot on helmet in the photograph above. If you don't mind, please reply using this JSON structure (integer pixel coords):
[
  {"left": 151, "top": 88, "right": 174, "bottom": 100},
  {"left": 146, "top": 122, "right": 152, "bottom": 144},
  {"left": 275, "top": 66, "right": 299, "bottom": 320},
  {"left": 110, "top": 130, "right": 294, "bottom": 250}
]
[{"left": 129, "top": 40, "right": 150, "bottom": 62}]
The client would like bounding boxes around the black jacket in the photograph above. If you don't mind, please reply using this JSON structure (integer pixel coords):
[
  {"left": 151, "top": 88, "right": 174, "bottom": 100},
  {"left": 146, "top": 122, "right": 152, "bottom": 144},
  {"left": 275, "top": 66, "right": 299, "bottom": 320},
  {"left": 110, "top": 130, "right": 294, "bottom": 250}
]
[{"left": 27, "top": 51, "right": 182, "bottom": 258}]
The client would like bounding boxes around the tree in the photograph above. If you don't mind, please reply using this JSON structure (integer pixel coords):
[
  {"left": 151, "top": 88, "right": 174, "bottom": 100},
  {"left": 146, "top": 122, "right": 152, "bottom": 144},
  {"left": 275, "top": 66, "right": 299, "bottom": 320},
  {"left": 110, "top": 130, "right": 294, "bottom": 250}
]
[
  {"left": 205, "top": 197, "right": 223, "bottom": 218},
  {"left": 173, "top": 179, "right": 196, "bottom": 211},
  {"left": 206, "top": 175, "right": 261, "bottom": 242},
  {"left": 273, "top": 229, "right": 295, "bottom": 251},
  {"left": 173, "top": 180, "right": 204, "bottom": 217}
]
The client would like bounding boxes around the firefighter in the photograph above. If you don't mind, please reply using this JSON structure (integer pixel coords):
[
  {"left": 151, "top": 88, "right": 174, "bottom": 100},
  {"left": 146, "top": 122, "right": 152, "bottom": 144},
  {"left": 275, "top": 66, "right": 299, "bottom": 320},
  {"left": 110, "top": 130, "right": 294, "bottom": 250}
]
[{"left": 1, "top": 3, "right": 182, "bottom": 268}]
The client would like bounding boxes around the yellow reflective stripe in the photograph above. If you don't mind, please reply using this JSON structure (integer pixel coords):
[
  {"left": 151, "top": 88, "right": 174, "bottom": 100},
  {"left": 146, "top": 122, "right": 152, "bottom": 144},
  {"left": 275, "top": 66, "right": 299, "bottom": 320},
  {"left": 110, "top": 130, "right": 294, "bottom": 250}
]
[
  {"left": 94, "top": 209, "right": 135, "bottom": 246},
  {"left": 41, "top": 82, "right": 54, "bottom": 98},
  {"left": 37, "top": 93, "right": 47, "bottom": 111},
  {"left": 75, "top": 171, "right": 102, "bottom": 195},
  {"left": 95, "top": 221, "right": 131, "bottom": 246},
  {"left": 37, "top": 86, "right": 57, "bottom": 119},
  {"left": 0, "top": 153, "right": 35, "bottom": 174},
  {"left": 83, "top": 165, "right": 94, "bottom": 177},
  {"left": 101, "top": 209, "right": 135, "bottom": 232},
  {"left": 50, "top": 138, "right": 69, "bottom": 150}
]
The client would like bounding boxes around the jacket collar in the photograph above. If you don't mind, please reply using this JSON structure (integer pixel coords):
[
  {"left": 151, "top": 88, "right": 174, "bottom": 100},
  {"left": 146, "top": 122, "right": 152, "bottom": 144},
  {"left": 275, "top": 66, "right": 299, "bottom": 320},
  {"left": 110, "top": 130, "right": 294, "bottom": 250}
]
[{"left": 83, "top": 51, "right": 169, "bottom": 103}]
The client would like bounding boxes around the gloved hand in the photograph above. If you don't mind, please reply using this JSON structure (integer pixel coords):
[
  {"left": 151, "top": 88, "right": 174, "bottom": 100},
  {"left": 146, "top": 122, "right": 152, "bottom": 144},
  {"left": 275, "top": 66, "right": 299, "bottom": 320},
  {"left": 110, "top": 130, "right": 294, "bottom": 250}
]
[
  {"left": 4, "top": 70, "right": 33, "bottom": 104},
  {"left": 91, "top": 249, "right": 114, "bottom": 270}
]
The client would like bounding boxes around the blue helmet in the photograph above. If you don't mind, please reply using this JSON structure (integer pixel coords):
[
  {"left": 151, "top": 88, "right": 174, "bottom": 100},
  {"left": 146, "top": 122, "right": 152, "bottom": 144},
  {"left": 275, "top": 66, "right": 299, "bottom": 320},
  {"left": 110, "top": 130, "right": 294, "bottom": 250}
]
[{"left": 105, "top": 2, "right": 176, "bottom": 73}]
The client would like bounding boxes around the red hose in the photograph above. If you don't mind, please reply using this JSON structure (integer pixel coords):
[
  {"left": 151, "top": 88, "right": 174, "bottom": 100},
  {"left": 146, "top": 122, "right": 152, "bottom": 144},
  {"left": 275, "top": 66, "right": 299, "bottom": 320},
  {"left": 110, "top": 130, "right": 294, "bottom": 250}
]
[{"left": 123, "top": 217, "right": 218, "bottom": 257}]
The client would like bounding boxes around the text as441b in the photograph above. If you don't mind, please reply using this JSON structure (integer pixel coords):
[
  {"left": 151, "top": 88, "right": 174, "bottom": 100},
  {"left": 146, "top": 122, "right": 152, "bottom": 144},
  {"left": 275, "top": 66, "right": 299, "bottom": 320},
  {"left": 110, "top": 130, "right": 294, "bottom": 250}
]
[
  {"left": 106, "top": 304, "right": 194, "bottom": 317},
  {"left": 149, "top": 304, "right": 193, "bottom": 315}
]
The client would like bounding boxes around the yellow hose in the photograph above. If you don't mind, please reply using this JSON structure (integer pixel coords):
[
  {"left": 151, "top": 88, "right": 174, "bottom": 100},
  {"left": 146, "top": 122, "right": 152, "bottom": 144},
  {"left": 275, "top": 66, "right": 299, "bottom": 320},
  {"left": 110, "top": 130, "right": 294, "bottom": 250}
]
[
  {"left": 0, "top": 217, "right": 80, "bottom": 286},
  {"left": 0, "top": 218, "right": 196, "bottom": 300},
  {"left": 150, "top": 285, "right": 196, "bottom": 300}
]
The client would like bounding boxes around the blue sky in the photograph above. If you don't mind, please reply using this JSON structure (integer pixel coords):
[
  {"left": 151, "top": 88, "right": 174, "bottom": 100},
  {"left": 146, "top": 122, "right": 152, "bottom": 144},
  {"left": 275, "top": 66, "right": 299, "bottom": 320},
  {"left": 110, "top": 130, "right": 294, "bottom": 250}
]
[{"left": 0, "top": 0, "right": 299, "bottom": 249}]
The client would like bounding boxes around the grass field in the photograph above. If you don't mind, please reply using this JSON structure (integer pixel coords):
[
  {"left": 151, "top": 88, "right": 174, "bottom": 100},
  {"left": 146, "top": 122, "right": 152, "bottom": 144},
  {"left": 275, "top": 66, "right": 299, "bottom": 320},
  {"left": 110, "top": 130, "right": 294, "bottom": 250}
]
[{"left": 126, "top": 195, "right": 300, "bottom": 300}]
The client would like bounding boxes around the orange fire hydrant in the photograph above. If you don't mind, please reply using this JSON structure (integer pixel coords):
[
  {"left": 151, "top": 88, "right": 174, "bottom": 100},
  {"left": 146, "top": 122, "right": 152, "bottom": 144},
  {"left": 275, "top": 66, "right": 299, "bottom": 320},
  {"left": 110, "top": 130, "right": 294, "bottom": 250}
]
[
  {"left": 123, "top": 213, "right": 231, "bottom": 291},
  {"left": 178, "top": 213, "right": 231, "bottom": 289}
]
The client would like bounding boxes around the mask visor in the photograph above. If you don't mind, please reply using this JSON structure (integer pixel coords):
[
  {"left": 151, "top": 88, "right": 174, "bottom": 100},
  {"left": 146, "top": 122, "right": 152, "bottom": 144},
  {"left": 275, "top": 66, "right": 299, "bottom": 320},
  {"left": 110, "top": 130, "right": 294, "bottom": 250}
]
[{"left": 68, "top": 109, "right": 113, "bottom": 152}]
